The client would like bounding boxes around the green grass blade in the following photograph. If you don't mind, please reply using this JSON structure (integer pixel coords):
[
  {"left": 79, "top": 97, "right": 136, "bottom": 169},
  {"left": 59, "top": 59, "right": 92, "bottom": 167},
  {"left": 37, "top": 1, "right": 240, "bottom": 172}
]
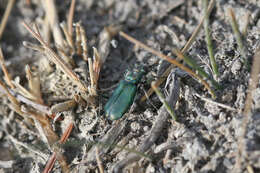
[
  {"left": 203, "top": 0, "right": 218, "bottom": 78},
  {"left": 151, "top": 82, "right": 177, "bottom": 121}
]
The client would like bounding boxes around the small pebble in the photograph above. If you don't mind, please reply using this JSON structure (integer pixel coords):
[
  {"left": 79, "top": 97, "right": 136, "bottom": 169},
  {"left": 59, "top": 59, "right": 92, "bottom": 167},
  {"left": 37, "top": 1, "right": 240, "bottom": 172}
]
[{"left": 231, "top": 59, "right": 242, "bottom": 75}]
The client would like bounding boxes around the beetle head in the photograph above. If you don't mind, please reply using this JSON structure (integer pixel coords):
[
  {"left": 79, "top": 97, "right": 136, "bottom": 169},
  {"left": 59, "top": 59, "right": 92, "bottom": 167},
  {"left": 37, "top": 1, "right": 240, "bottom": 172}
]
[{"left": 124, "top": 65, "right": 145, "bottom": 84}]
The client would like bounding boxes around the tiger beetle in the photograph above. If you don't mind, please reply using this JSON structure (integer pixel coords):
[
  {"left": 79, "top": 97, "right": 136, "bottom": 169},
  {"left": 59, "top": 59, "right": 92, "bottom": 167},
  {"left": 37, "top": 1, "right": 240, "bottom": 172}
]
[{"left": 104, "top": 65, "right": 145, "bottom": 120}]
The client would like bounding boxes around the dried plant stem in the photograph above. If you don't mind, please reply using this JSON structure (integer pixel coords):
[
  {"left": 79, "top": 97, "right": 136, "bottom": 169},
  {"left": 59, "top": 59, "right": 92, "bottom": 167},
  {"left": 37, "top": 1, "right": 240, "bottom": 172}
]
[
  {"left": 60, "top": 22, "right": 74, "bottom": 51},
  {"left": 0, "top": 45, "right": 15, "bottom": 88},
  {"left": 203, "top": 0, "right": 218, "bottom": 77},
  {"left": 0, "top": 0, "right": 16, "bottom": 40},
  {"left": 60, "top": 122, "right": 74, "bottom": 143},
  {"left": 50, "top": 99, "right": 77, "bottom": 114},
  {"left": 75, "top": 23, "right": 82, "bottom": 55},
  {"left": 68, "top": 0, "right": 76, "bottom": 36},
  {"left": 0, "top": 81, "right": 20, "bottom": 107},
  {"left": 42, "top": 0, "right": 64, "bottom": 46},
  {"left": 96, "top": 148, "right": 104, "bottom": 173},
  {"left": 194, "top": 93, "right": 236, "bottom": 111},
  {"left": 120, "top": 31, "right": 215, "bottom": 98},
  {"left": 151, "top": 82, "right": 177, "bottom": 120},
  {"left": 43, "top": 153, "right": 57, "bottom": 173},
  {"left": 228, "top": 8, "right": 248, "bottom": 67},
  {"left": 140, "top": 0, "right": 216, "bottom": 102},
  {"left": 22, "top": 22, "right": 87, "bottom": 91},
  {"left": 234, "top": 46, "right": 260, "bottom": 171},
  {"left": 80, "top": 25, "right": 88, "bottom": 61},
  {"left": 44, "top": 122, "right": 74, "bottom": 173}
]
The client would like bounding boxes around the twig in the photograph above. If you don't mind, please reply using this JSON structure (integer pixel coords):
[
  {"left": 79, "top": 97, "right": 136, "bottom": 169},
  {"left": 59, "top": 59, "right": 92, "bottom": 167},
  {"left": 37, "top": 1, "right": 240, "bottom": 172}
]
[
  {"left": 203, "top": 0, "right": 218, "bottom": 77},
  {"left": 0, "top": 0, "right": 16, "bottom": 40}
]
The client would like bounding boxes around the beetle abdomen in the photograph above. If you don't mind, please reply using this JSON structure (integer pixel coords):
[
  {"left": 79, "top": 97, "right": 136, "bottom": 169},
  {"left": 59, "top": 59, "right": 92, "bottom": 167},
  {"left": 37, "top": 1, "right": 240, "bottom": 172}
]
[{"left": 105, "top": 81, "right": 137, "bottom": 120}]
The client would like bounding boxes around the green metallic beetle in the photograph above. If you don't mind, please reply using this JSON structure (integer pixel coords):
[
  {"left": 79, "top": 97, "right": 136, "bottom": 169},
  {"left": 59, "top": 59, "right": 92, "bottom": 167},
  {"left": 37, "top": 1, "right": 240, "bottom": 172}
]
[{"left": 104, "top": 65, "right": 145, "bottom": 120}]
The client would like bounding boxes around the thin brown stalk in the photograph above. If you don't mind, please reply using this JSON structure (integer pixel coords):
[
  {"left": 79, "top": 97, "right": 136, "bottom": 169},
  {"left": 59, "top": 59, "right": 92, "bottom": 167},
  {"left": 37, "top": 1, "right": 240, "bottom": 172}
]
[
  {"left": 25, "top": 65, "right": 43, "bottom": 104},
  {"left": 12, "top": 80, "right": 38, "bottom": 101},
  {"left": 0, "top": 0, "right": 16, "bottom": 40},
  {"left": 41, "top": 0, "right": 64, "bottom": 46},
  {"left": 60, "top": 122, "right": 74, "bottom": 143},
  {"left": 120, "top": 31, "right": 215, "bottom": 98},
  {"left": 22, "top": 22, "right": 87, "bottom": 91},
  {"left": 0, "top": 45, "right": 15, "bottom": 88},
  {"left": 75, "top": 23, "right": 82, "bottom": 55},
  {"left": 140, "top": 0, "right": 216, "bottom": 102},
  {"left": 44, "top": 122, "right": 74, "bottom": 173},
  {"left": 80, "top": 24, "right": 88, "bottom": 61},
  {"left": 0, "top": 80, "right": 20, "bottom": 107},
  {"left": 234, "top": 45, "right": 260, "bottom": 171},
  {"left": 88, "top": 58, "right": 97, "bottom": 95},
  {"left": 96, "top": 148, "right": 104, "bottom": 173},
  {"left": 50, "top": 99, "right": 77, "bottom": 114},
  {"left": 93, "top": 47, "right": 101, "bottom": 87},
  {"left": 23, "top": 41, "right": 45, "bottom": 52},
  {"left": 68, "top": 0, "right": 76, "bottom": 36},
  {"left": 43, "top": 153, "right": 57, "bottom": 173},
  {"left": 60, "top": 22, "right": 74, "bottom": 52}
]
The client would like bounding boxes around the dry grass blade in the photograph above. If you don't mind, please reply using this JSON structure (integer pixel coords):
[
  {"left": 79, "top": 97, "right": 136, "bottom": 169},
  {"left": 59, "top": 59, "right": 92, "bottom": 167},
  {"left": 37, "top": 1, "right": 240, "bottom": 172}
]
[
  {"left": 96, "top": 148, "right": 104, "bottom": 173},
  {"left": 60, "top": 122, "right": 74, "bottom": 143},
  {"left": 22, "top": 22, "right": 87, "bottom": 91},
  {"left": 43, "top": 122, "right": 74, "bottom": 173},
  {"left": 51, "top": 99, "right": 77, "bottom": 114},
  {"left": 234, "top": 45, "right": 260, "bottom": 171},
  {"left": 75, "top": 23, "right": 82, "bottom": 55},
  {"left": 93, "top": 47, "right": 101, "bottom": 87},
  {"left": 68, "top": 0, "right": 76, "bottom": 36},
  {"left": 0, "top": 80, "right": 20, "bottom": 107},
  {"left": 140, "top": 0, "right": 216, "bottom": 101},
  {"left": 0, "top": 45, "right": 15, "bottom": 88},
  {"left": 25, "top": 65, "right": 43, "bottom": 104},
  {"left": 120, "top": 31, "right": 215, "bottom": 98},
  {"left": 43, "top": 153, "right": 57, "bottom": 173},
  {"left": 60, "top": 22, "right": 74, "bottom": 51},
  {"left": 41, "top": 0, "right": 64, "bottom": 45},
  {"left": 80, "top": 24, "right": 88, "bottom": 61},
  {"left": 0, "top": 0, "right": 16, "bottom": 40},
  {"left": 228, "top": 8, "right": 249, "bottom": 67},
  {"left": 23, "top": 41, "right": 45, "bottom": 52}
]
